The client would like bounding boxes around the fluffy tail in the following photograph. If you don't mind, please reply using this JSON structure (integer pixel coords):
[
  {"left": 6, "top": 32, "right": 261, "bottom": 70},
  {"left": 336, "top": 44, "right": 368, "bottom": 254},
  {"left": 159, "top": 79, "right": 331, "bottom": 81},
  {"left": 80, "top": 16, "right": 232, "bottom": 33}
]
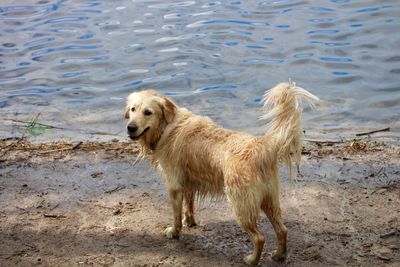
[{"left": 262, "top": 81, "right": 319, "bottom": 177}]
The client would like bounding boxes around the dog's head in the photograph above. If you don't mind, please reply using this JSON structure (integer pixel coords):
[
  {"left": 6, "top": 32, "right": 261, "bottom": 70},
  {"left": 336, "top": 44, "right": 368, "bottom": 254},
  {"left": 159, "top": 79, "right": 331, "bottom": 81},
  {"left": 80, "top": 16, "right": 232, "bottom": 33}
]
[{"left": 125, "top": 89, "right": 176, "bottom": 148}]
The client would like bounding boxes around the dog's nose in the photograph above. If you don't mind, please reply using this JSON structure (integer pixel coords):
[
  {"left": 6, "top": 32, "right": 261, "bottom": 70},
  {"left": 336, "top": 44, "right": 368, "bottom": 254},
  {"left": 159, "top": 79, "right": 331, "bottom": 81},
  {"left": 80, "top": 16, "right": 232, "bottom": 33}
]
[{"left": 127, "top": 123, "right": 138, "bottom": 133}]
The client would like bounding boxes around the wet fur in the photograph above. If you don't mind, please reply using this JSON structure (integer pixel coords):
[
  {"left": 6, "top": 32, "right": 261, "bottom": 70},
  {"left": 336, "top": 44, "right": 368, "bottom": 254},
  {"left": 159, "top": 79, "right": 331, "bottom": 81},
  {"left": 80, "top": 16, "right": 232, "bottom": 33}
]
[{"left": 125, "top": 82, "right": 318, "bottom": 265}]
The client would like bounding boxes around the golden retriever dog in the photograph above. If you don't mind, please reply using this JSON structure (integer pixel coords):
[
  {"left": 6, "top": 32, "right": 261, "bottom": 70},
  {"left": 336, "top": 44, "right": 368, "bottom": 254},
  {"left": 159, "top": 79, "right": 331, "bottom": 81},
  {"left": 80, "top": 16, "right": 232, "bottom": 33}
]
[{"left": 125, "top": 82, "right": 318, "bottom": 265}]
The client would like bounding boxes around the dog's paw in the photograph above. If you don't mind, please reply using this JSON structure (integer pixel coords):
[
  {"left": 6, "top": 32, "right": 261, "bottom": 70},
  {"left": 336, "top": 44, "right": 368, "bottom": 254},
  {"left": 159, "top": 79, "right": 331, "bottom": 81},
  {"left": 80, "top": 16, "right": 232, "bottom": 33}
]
[
  {"left": 271, "top": 250, "right": 286, "bottom": 261},
  {"left": 164, "top": 227, "right": 180, "bottom": 239},
  {"left": 182, "top": 215, "right": 196, "bottom": 227},
  {"left": 243, "top": 254, "right": 259, "bottom": 265}
]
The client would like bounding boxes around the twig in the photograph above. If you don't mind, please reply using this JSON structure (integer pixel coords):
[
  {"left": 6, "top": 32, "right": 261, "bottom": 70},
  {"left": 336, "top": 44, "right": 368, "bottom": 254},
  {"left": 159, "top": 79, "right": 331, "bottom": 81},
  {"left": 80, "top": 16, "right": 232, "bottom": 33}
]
[
  {"left": 114, "top": 243, "right": 130, "bottom": 248},
  {"left": 304, "top": 139, "right": 343, "bottom": 145},
  {"left": 86, "top": 131, "right": 123, "bottom": 136},
  {"left": 49, "top": 203, "right": 60, "bottom": 211},
  {"left": 38, "top": 142, "right": 83, "bottom": 154},
  {"left": 43, "top": 213, "right": 66, "bottom": 218},
  {"left": 72, "top": 141, "right": 82, "bottom": 150},
  {"left": 105, "top": 185, "right": 126, "bottom": 194},
  {"left": 380, "top": 230, "right": 397, "bottom": 239},
  {"left": 356, "top": 127, "right": 390, "bottom": 137}
]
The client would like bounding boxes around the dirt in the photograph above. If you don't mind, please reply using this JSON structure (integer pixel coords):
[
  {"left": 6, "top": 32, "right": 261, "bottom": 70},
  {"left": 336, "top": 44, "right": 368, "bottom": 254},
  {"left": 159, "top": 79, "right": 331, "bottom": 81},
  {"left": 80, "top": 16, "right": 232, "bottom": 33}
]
[{"left": 0, "top": 138, "right": 399, "bottom": 267}]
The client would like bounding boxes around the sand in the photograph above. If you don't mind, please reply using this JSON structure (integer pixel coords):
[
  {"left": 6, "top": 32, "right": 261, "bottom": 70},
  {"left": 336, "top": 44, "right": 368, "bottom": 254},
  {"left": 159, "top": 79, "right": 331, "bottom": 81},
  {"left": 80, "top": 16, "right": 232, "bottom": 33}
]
[{"left": 0, "top": 138, "right": 399, "bottom": 266}]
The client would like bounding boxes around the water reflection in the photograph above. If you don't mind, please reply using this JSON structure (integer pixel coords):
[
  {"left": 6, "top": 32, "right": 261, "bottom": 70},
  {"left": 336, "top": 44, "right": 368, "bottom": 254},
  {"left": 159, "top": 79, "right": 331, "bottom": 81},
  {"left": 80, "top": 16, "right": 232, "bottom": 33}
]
[{"left": 0, "top": 0, "right": 399, "bottom": 139}]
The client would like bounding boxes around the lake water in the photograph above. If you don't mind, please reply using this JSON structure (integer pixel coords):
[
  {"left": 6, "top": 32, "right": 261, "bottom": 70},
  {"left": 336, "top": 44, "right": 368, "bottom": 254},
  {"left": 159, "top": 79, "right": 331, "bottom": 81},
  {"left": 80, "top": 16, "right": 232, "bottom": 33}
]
[{"left": 0, "top": 0, "right": 399, "bottom": 141}]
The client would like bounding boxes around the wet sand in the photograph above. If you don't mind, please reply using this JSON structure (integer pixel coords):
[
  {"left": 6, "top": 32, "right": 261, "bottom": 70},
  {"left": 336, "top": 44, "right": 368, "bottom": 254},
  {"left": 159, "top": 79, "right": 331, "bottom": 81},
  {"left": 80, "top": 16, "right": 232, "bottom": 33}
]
[{"left": 0, "top": 138, "right": 399, "bottom": 266}]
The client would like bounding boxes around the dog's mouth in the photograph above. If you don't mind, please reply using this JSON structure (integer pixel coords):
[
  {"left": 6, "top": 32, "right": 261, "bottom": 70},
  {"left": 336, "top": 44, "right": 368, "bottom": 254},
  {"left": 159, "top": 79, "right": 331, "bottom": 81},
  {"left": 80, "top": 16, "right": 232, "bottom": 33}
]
[{"left": 129, "top": 127, "right": 150, "bottom": 141}]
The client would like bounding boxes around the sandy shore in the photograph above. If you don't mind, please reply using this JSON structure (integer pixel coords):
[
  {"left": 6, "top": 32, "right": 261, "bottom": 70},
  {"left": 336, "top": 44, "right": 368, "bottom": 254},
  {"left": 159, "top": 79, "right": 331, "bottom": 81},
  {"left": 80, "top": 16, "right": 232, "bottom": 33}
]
[{"left": 0, "top": 138, "right": 399, "bottom": 266}]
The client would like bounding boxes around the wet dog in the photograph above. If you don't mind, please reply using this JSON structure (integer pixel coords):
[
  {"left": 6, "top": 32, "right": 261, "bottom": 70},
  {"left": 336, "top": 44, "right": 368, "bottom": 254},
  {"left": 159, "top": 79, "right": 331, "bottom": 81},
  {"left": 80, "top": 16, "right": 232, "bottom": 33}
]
[{"left": 125, "top": 82, "right": 318, "bottom": 265}]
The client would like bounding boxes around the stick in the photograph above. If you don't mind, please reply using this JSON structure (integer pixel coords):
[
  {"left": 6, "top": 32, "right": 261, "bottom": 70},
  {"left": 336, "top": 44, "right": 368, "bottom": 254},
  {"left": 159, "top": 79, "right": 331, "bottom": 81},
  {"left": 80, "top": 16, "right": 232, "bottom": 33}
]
[
  {"left": 105, "top": 185, "right": 126, "bottom": 194},
  {"left": 38, "top": 142, "right": 83, "bottom": 154},
  {"left": 356, "top": 127, "right": 390, "bottom": 136},
  {"left": 43, "top": 214, "right": 66, "bottom": 218},
  {"left": 72, "top": 142, "right": 82, "bottom": 150},
  {"left": 304, "top": 139, "right": 343, "bottom": 145},
  {"left": 49, "top": 203, "right": 60, "bottom": 210},
  {"left": 380, "top": 230, "right": 397, "bottom": 238}
]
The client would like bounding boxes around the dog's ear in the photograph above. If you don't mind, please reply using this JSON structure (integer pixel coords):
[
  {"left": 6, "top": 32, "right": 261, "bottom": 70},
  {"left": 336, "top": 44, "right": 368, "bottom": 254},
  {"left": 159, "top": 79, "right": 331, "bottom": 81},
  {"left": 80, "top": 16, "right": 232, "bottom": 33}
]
[
  {"left": 161, "top": 96, "right": 176, "bottom": 124},
  {"left": 124, "top": 106, "right": 130, "bottom": 119}
]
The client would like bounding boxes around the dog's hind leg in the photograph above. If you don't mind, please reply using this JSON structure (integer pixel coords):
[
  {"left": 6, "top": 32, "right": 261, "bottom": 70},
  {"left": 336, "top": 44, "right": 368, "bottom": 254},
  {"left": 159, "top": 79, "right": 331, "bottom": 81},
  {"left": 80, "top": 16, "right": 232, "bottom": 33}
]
[
  {"left": 261, "top": 193, "right": 288, "bottom": 261},
  {"left": 227, "top": 183, "right": 265, "bottom": 265},
  {"left": 230, "top": 195, "right": 265, "bottom": 265},
  {"left": 183, "top": 190, "right": 196, "bottom": 227},
  {"left": 164, "top": 189, "right": 183, "bottom": 239},
  {"left": 237, "top": 218, "right": 265, "bottom": 265}
]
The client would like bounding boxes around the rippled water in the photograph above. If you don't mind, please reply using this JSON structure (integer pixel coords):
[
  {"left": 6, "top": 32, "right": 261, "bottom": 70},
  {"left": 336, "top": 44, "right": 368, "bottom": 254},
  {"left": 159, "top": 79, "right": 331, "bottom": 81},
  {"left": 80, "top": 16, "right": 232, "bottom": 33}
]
[{"left": 0, "top": 0, "right": 399, "bottom": 140}]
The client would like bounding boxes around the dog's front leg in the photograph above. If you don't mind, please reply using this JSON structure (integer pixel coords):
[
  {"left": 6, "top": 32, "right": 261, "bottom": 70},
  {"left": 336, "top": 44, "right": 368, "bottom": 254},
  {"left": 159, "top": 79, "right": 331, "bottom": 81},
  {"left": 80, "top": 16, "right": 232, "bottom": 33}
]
[{"left": 164, "top": 189, "right": 183, "bottom": 239}]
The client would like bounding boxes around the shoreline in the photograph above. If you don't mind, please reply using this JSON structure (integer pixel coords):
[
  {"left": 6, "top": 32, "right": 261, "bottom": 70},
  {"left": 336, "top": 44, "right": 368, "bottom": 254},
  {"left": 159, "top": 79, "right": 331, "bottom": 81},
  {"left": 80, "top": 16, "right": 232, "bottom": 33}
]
[
  {"left": 1, "top": 137, "right": 399, "bottom": 266},
  {"left": 1, "top": 131, "right": 398, "bottom": 153}
]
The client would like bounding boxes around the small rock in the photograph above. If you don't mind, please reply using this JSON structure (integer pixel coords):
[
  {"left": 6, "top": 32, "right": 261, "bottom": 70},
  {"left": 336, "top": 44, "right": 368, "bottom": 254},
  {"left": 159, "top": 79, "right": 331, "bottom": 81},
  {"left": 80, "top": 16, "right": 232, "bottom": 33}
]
[{"left": 91, "top": 172, "right": 103, "bottom": 178}]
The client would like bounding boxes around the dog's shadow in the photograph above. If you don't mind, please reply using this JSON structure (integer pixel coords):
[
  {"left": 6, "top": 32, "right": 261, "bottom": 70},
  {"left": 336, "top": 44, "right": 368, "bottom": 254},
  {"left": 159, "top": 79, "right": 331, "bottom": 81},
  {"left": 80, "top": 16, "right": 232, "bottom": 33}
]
[
  {"left": 1, "top": 213, "right": 314, "bottom": 266},
  {"left": 156, "top": 218, "right": 293, "bottom": 266}
]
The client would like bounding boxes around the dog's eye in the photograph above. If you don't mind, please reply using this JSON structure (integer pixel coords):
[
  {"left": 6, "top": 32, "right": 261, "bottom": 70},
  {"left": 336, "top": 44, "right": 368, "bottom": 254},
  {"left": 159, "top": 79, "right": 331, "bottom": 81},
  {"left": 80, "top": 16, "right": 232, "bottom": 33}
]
[
  {"left": 144, "top": 110, "right": 152, "bottom": 116},
  {"left": 131, "top": 107, "right": 135, "bottom": 112}
]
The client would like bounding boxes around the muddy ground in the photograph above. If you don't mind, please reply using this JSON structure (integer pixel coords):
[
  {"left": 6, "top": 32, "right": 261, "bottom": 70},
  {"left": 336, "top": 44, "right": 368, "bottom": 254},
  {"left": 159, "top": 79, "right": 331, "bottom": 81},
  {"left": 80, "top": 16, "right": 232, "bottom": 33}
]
[{"left": 0, "top": 138, "right": 399, "bottom": 267}]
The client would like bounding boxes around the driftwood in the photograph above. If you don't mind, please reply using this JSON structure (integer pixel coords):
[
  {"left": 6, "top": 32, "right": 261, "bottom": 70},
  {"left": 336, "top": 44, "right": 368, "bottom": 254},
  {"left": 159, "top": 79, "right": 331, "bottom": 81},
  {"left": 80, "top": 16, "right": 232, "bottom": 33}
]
[{"left": 356, "top": 127, "right": 390, "bottom": 137}]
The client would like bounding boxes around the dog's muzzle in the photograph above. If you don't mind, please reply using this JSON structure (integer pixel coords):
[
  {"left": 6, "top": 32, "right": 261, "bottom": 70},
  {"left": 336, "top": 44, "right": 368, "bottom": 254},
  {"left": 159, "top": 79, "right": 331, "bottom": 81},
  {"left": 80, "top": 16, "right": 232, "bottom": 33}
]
[{"left": 127, "top": 123, "right": 150, "bottom": 140}]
